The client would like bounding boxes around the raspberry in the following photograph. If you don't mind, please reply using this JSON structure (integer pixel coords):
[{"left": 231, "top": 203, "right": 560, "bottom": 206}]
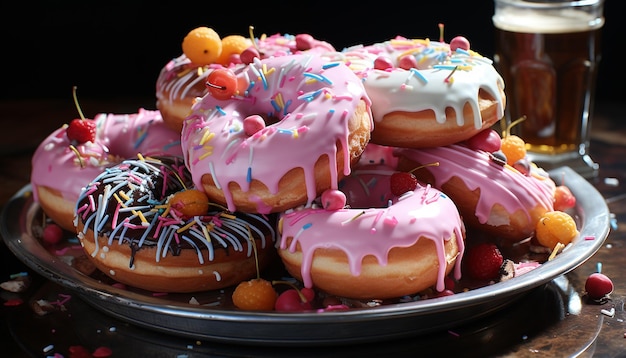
[
  {"left": 500, "top": 134, "right": 527, "bottom": 166},
  {"left": 66, "top": 119, "right": 96, "bottom": 144},
  {"left": 182, "top": 27, "right": 222, "bottom": 65},
  {"left": 389, "top": 172, "right": 418, "bottom": 196},
  {"left": 231, "top": 278, "right": 277, "bottom": 311},
  {"left": 464, "top": 243, "right": 504, "bottom": 281},
  {"left": 535, "top": 211, "right": 578, "bottom": 249}
]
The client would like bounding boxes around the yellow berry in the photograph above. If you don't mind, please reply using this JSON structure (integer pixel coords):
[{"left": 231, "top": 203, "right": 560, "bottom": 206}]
[
  {"left": 500, "top": 135, "right": 527, "bottom": 165},
  {"left": 168, "top": 189, "right": 209, "bottom": 218},
  {"left": 535, "top": 211, "right": 579, "bottom": 249},
  {"left": 232, "top": 278, "right": 277, "bottom": 311},
  {"left": 216, "top": 35, "right": 252, "bottom": 66},
  {"left": 182, "top": 27, "right": 222, "bottom": 65}
]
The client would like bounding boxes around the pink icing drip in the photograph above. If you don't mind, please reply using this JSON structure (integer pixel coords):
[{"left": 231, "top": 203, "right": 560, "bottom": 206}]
[
  {"left": 182, "top": 54, "right": 372, "bottom": 213},
  {"left": 279, "top": 183, "right": 465, "bottom": 293},
  {"left": 395, "top": 144, "right": 555, "bottom": 224},
  {"left": 31, "top": 109, "right": 182, "bottom": 204}
]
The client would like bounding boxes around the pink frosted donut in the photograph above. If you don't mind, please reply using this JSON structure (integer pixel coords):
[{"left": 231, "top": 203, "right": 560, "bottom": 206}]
[
  {"left": 325, "top": 36, "right": 506, "bottom": 148},
  {"left": 277, "top": 164, "right": 466, "bottom": 300},
  {"left": 30, "top": 109, "right": 182, "bottom": 231},
  {"left": 156, "top": 33, "right": 336, "bottom": 133},
  {"left": 181, "top": 53, "right": 372, "bottom": 214},
  {"left": 394, "top": 143, "right": 556, "bottom": 242}
]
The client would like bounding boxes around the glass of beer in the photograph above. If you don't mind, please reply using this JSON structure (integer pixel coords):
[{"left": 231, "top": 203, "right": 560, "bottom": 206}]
[{"left": 492, "top": 0, "right": 605, "bottom": 178}]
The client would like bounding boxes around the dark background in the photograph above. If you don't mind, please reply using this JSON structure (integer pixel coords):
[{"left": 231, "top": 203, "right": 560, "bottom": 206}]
[{"left": 0, "top": 1, "right": 621, "bottom": 106}]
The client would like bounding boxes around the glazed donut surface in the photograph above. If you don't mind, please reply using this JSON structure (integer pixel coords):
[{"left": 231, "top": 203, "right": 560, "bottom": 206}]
[
  {"left": 30, "top": 109, "right": 182, "bottom": 231},
  {"left": 74, "top": 156, "right": 277, "bottom": 293},
  {"left": 278, "top": 164, "right": 465, "bottom": 300},
  {"left": 326, "top": 37, "right": 506, "bottom": 148},
  {"left": 394, "top": 144, "right": 556, "bottom": 242},
  {"left": 182, "top": 53, "right": 372, "bottom": 214}
]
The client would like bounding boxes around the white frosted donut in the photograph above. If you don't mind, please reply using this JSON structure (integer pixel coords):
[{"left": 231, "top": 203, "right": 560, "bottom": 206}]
[
  {"left": 74, "top": 156, "right": 277, "bottom": 293},
  {"left": 182, "top": 53, "right": 372, "bottom": 214},
  {"left": 277, "top": 164, "right": 466, "bottom": 300},
  {"left": 325, "top": 36, "right": 506, "bottom": 148},
  {"left": 30, "top": 109, "right": 182, "bottom": 231}
]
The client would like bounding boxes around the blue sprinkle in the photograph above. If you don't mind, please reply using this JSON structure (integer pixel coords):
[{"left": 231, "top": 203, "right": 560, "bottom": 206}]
[
  {"left": 322, "top": 62, "right": 340, "bottom": 69},
  {"left": 303, "top": 72, "right": 332, "bottom": 85},
  {"left": 303, "top": 223, "right": 312, "bottom": 230},
  {"left": 247, "top": 167, "right": 252, "bottom": 183},
  {"left": 283, "top": 99, "right": 292, "bottom": 115},
  {"left": 271, "top": 99, "right": 281, "bottom": 112},
  {"left": 409, "top": 68, "right": 428, "bottom": 83}
]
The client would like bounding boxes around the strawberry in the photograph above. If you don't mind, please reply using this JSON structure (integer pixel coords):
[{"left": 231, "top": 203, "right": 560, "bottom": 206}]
[
  {"left": 390, "top": 172, "right": 418, "bottom": 196},
  {"left": 464, "top": 243, "right": 504, "bottom": 281},
  {"left": 66, "top": 118, "right": 96, "bottom": 143}
]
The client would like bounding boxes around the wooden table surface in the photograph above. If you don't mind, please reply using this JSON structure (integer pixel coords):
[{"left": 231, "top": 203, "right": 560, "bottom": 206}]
[{"left": 0, "top": 98, "right": 624, "bottom": 357}]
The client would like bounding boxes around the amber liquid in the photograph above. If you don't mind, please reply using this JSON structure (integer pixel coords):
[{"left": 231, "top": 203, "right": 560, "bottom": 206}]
[{"left": 494, "top": 28, "right": 602, "bottom": 155}]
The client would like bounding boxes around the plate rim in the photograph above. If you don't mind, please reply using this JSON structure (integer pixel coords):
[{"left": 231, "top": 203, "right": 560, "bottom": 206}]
[{"left": 1, "top": 166, "right": 610, "bottom": 344}]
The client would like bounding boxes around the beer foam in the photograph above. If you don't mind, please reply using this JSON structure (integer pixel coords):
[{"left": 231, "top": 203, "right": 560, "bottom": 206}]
[{"left": 493, "top": 7, "right": 604, "bottom": 33}]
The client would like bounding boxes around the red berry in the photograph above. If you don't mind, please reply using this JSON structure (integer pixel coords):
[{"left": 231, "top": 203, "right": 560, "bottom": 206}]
[
  {"left": 398, "top": 54, "right": 418, "bottom": 70},
  {"left": 321, "top": 189, "right": 346, "bottom": 211},
  {"left": 374, "top": 56, "right": 393, "bottom": 71},
  {"left": 275, "top": 287, "right": 315, "bottom": 312},
  {"left": 295, "top": 34, "right": 314, "bottom": 51},
  {"left": 66, "top": 119, "right": 96, "bottom": 143},
  {"left": 585, "top": 272, "right": 614, "bottom": 300},
  {"left": 240, "top": 46, "right": 260, "bottom": 65},
  {"left": 42, "top": 223, "right": 64, "bottom": 244},
  {"left": 92, "top": 346, "right": 113, "bottom": 358},
  {"left": 465, "top": 129, "right": 502, "bottom": 153},
  {"left": 554, "top": 185, "right": 576, "bottom": 211},
  {"left": 390, "top": 172, "right": 418, "bottom": 196},
  {"left": 206, "top": 68, "right": 238, "bottom": 100},
  {"left": 69, "top": 346, "right": 92, "bottom": 358},
  {"left": 464, "top": 243, "right": 504, "bottom": 281},
  {"left": 450, "top": 36, "right": 470, "bottom": 51}
]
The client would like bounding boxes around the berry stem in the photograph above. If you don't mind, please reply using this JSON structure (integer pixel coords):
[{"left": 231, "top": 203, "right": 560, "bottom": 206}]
[
  {"left": 438, "top": 23, "right": 445, "bottom": 43},
  {"left": 272, "top": 280, "right": 309, "bottom": 303},
  {"left": 503, "top": 115, "right": 527, "bottom": 138},
  {"left": 248, "top": 25, "right": 260, "bottom": 52},
  {"left": 246, "top": 225, "right": 260, "bottom": 279},
  {"left": 72, "top": 86, "right": 86, "bottom": 121},
  {"left": 408, "top": 161, "right": 440, "bottom": 174}
]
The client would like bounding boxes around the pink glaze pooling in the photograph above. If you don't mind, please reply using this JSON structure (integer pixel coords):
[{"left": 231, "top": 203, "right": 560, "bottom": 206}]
[
  {"left": 31, "top": 108, "right": 182, "bottom": 204},
  {"left": 394, "top": 144, "right": 556, "bottom": 226},
  {"left": 325, "top": 37, "right": 505, "bottom": 129},
  {"left": 279, "top": 181, "right": 465, "bottom": 293},
  {"left": 182, "top": 54, "right": 372, "bottom": 213}
]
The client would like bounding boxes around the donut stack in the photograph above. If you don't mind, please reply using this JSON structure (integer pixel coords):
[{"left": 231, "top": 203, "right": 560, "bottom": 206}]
[{"left": 29, "top": 26, "right": 579, "bottom": 304}]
